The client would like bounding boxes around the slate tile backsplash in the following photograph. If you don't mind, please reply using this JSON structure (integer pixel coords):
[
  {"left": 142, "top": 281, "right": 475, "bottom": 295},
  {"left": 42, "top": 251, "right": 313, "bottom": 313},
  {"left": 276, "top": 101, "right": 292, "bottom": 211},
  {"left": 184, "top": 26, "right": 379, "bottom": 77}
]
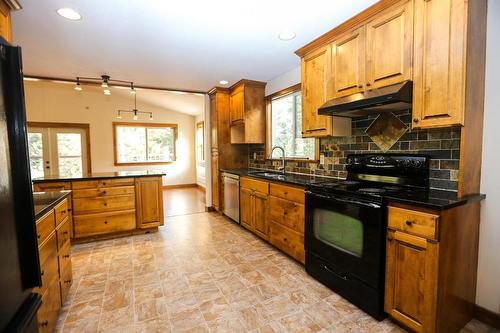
[{"left": 249, "top": 110, "right": 461, "bottom": 192}]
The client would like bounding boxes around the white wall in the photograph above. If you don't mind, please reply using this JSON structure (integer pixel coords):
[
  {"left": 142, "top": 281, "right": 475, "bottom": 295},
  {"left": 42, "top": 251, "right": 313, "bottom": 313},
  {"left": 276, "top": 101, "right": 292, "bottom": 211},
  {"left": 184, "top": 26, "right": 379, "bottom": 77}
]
[
  {"left": 265, "top": 66, "right": 301, "bottom": 96},
  {"left": 24, "top": 80, "right": 200, "bottom": 186},
  {"left": 477, "top": 0, "right": 500, "bottom": 314},
  {"left": 195, "top": 114, "right": 206, "bottom": 187}
]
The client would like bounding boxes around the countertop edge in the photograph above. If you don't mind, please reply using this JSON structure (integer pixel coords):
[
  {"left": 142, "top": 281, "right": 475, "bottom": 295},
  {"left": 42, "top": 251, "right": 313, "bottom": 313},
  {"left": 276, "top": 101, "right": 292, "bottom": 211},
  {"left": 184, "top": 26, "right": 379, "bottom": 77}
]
[
  {"left": 34, "top": 191, "right": 72, "bottom": 220},
  {"left": 385, "top": 193, "right": 486, "bottom": 211},
  {"left": 32, "top": 173, "right": 166, "bottom": 183}
]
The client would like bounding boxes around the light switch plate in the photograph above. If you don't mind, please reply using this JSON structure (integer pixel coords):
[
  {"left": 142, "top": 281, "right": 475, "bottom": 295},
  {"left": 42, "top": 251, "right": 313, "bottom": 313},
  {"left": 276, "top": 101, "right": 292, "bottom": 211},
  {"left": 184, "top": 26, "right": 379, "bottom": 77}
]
[
  {"left": 320, "top": 154, "right": 325, "bottom": 165},
  {"left": 253, "top": 152, "right": 257, "bottom": 159}
]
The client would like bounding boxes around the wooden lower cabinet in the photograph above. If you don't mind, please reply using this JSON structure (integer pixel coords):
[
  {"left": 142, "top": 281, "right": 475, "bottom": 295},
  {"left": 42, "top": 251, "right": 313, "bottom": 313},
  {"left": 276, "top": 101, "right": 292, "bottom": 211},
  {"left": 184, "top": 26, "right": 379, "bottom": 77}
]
[
  {"left": 74, "top": 210, "right": 136, "bottom": 237},
  {"left": 34, "top": 197, "right": 73, "bottom": 333},
  {"left": 135, "top": 176, "right": 164, "bottom": 228},
  {"left": 239, "top": 177, "right": 305, "bottom": 263},
  {"left": 385, "top": 230, "right": 438, "bottom": 333},
  {"left": 385, "top": 202, "right": 481, "bottom": 333}
]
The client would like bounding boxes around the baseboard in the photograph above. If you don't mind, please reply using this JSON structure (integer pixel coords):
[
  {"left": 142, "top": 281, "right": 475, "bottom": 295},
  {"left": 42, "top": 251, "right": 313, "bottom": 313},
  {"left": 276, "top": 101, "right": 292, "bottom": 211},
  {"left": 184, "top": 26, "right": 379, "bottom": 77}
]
[
  {"left": 474, "top": 305, "right": 500, "bottom": 329},
  {"left": 206, "top": 206, "right": 216, "bottom": 212},
  {"left": 197, "top": 184, "right": 206, "bottom": 192},
  {"left": 162, "top": 183, "right": 198, "bottom": 189}
]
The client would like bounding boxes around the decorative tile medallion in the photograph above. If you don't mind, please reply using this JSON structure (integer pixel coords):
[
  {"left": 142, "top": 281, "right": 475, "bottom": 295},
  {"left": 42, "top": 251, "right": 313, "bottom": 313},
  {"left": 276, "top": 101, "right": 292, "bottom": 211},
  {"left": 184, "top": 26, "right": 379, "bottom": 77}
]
[{"left": 365, "top": 113, "right": 408, "bottom": 152}]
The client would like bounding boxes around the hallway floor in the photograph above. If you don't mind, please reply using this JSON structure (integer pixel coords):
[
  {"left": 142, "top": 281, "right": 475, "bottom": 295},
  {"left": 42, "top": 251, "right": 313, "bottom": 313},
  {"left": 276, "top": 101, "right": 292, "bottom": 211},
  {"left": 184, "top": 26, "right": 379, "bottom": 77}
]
[
  {"left": 55, "top": 212, "right": 499, "bottom": 333},
  {"left": 164, "top": 186, "right": 206, "bottom": 217}
]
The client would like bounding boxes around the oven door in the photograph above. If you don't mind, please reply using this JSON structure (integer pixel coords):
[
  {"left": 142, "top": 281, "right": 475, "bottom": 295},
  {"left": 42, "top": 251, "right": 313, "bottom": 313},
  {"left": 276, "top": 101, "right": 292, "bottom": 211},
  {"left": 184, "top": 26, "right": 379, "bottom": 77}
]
[{"left": 304, "top": 191, "right": 386, "bottom": 288}]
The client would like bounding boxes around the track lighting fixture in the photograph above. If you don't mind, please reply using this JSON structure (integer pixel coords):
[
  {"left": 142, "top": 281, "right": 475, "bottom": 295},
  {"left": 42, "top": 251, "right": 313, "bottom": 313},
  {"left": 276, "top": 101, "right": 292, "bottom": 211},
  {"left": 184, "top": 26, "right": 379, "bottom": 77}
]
[
  {"left": 116, "top": 91, "right": 154, "bottom": 121},
  {"left": 74, "top": 74, "right": 137, "bottom": 96}
]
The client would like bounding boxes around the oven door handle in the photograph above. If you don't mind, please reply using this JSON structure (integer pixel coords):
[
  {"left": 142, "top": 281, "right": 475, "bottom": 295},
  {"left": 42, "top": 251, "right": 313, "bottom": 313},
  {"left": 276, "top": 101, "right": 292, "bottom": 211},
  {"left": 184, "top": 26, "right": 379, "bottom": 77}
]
[
  {"left": 305, "top": 191, "right": 381, "bottom": 209},
  {"left": 323, "top": 265, "right": 348, "bottom": 281}
]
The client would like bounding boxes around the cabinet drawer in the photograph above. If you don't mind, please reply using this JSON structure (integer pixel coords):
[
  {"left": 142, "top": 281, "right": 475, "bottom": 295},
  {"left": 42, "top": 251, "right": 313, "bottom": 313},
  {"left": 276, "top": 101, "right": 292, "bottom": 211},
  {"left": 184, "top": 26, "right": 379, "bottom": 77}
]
[
  {"left": 36, "top": 233, "right": 58, "bottom": 295},
  {"left": 269, "top": 196, "right": 305, "bottom": 234},
  {"left": 56, "top": 217, "right": 71, "bottom": 250},
  {"left": 241, "top": 177, "right": 269, "bottom": 194},
  {"left": 71, "top": 180, "right": 99, "bottom": 189},
  {"left": 37, "top": 279, "right": 61, "bottom": 333},
  {"left": 73, "top": 195, "right": 136, "bottom": 214},
  {"left": 36, "top": 211, "right": 55, "bottom": 245},
  {"left": 388, "top": 206, "right": 439, "bottom": 240},
  {"left": 33, "top": 181, "right": 71, "bottom": 192},
  {"left": 58, "top": 242, "right": 72, "bottom": 274},
  {"left": 99, "top": 178, "right": 135, "bottom": 187},
  {"left": 72, "top": 185, "right": 135, "bottom": 198},
  {"left": 268, "top": 221, "right": 305, "bottom": 263},
  {"left": 60, "top": 261, "right": 73, "bottom": 304},
  {"left": 74, "top": 210, "right": 136, "bottom": 238},
  {"left": 270, "top": 183, "right": 304, "bottom": 204},
  {"left": 54, "top": 199, "right": 68, "bottom": 226}
]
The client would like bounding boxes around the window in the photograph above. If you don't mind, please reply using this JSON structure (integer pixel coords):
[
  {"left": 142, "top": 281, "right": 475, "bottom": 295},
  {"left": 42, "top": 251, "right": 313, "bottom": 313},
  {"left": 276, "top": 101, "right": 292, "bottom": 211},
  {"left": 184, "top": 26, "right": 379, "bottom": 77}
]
[
  {"left": 27, "top": 124, "right": 90, "bottom": 179},
  {"left": 270, "top": 90, "right": 315, "bottom": 159},
  {"left": 113, "top": 122, "right": 177, "bottom": 165},
  {"left": 196, "top": 122, "right": 204, "bottom": 162}
]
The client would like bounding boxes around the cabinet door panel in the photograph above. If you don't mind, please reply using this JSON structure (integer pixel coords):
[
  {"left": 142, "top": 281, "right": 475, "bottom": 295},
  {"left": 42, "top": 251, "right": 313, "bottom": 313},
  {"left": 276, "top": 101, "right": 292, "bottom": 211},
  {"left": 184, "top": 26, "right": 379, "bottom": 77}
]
[
  {"left": 240, "top": 187, "right": 253, "bottom": 231},
  {"left": 385, "top": 230, "right": 438, "bottom": 333},
  {"left": 230, "top": 89, "right": 244, "bottom": 123},
  {"left": 332, "top": 27, "right": 365, "bottom": 98},
  {"left": 136, "top": 177, "right": 163, "bottom": 228},
  {"left": 301, "top": 45, "right": 332, "bottom": 137},
  {"left": 412, "top": 0, "right": 467, "bottom": 128},
  {"left": 211, "top": 151, "right": 219, "bottom": 211},
  {"left": 253, "top": 191, "right": 268, "bottom": 240},
  {"left": 366, "top": 1, "right": 412, "bottom": 89}
]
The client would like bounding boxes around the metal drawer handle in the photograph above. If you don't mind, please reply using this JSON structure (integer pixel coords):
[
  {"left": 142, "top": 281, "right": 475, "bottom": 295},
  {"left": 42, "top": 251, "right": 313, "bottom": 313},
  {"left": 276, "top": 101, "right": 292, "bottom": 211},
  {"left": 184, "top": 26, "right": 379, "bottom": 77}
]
[
  {"left": 63, "top": 231, "right": 69, "bottom": 235},
  {"left": 323, "top": 265, "right": 348, "bottom": 281},
  {"left": 405, "top": 220, "right": 414, "bottom": 226},
  {"left": 40, "top": 320, "right": 49, "bottom": 327},
  {"left": 41, "top": 270, "right": 44, "bottom": 276},
  {"left": 37, "top": 234, "right": 41, "bottom": 239},
  {"left": 60, "top": 210, "right": 67, "bottom": 214},
  {"left": 65, "top": 280, "right": 71, "bottom": 284},
  {"left": 63, "top": 255, "right": 70, "bottom": 258},
  {"left": 387, "top": 236, "right": 394, "bottom": 242},
  {"left": 104, "top": 221, "right": 108, "bottom": 224}
]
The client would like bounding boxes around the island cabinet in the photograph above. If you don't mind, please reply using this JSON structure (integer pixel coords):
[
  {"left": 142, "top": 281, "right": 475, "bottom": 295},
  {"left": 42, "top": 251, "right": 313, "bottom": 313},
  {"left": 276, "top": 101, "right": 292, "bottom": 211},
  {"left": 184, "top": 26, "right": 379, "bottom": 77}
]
[
  {"left": 229, "top": 80, "right": 267, "bottom": 144},
  {"left": 239, "top": 177, "right": 306, "bottom": 263},
  {"left": 385, "top": 201, "right": 481, "bottom": 333},
  {"left": 135, "top": 176, "right": 164, "bottom": 228},
  {"left": 34, "top": 197, "right": 72, "bottom": 333}
]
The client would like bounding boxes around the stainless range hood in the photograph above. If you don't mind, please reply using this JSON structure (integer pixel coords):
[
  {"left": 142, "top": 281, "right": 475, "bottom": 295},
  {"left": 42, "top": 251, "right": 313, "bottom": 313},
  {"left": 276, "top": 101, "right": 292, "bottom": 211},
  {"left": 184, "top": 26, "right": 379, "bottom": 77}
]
[{"left": 318, "top": 80, "right": 412, "bottom": 117}]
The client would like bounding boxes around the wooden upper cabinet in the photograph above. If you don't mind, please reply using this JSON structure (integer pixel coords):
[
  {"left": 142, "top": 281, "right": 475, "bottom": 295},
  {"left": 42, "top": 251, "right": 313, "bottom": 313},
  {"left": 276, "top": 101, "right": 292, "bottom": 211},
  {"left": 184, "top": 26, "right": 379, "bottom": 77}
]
[
  {"left": 385, "top": 230, "right": 438, "bottom": 333},
  {"left": 0, "top": 1, "right": 13, "bottom": 43},
  {"left": 301, "top": 45, "right": 333, "bottom": 138},
  {"left": 229, "top": 87, "right": 244, "bottom": 124},
  {"left": 135, "top": 177, "right": 164, "bottom": 228},
  {"left": 229, "top": 80, "right": 266, "bottom": 144},
  {"left": 365, "top": 0, "right": 413, "bottom": 89},
  {"left": 412, "top": 0, "right": 467, "bottom": 128},
  {"left": 331, "top": 27, "right": 365, "bottom": 98}
]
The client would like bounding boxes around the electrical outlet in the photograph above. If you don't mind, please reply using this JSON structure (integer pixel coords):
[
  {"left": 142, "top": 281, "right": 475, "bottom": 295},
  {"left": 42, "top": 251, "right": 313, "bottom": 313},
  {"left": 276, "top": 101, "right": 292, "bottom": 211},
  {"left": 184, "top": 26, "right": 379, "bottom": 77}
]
[
  {"left": 320, "top": 154, "right": 325, "bottom": 165},
  {"left": 253, "top": 152, "right": 257, "bottom": 159}
]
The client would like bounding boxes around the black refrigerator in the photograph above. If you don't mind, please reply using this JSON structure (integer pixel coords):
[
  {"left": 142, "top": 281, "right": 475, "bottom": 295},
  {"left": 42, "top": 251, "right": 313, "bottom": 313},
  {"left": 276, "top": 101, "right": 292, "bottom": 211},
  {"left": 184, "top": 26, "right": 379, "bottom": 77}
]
[{"left": 0, "top": 38, "right": 42, "bottom": 332}]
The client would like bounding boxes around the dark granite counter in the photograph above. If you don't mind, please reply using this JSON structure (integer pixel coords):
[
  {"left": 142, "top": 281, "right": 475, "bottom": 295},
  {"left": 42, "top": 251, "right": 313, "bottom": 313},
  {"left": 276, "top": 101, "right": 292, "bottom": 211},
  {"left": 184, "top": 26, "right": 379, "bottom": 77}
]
[
  {"left": 33, "top": 191, "right": 71, "bottom": 220},
  {"left": 384, "top": 189, "right": 486, "bottom": 210},
  {"left": 32, "top": 170, "right": 166, "bottom": 183},
  {"left": 220, "top": 168, "right": 485, "bottom": 210},
  {"left": 220, "top": 168, "right": 333, "bottom": 187}
]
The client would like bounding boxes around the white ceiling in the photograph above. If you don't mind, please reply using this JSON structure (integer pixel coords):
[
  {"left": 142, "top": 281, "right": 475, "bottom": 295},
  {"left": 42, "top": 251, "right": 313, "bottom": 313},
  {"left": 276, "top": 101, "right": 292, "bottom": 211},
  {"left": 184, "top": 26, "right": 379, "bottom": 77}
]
[{"left": 12, "top": 0, "right": 378, "bottom": 92}]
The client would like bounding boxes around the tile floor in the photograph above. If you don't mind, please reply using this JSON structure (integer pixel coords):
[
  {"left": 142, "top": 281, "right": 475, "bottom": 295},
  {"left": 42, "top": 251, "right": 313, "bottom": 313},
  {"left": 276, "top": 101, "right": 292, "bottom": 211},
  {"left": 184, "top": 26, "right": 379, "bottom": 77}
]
[{"left": 56, "top": 212, "right": 499, "bottom": 333}]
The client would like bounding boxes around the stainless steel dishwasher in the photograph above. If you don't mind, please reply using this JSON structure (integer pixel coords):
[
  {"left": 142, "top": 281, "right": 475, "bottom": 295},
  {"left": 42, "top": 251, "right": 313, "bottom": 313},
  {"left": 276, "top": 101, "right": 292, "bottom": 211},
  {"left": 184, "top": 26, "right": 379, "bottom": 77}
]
[{"left": 222, "top": 172, "right": 240, "bottom": 223}]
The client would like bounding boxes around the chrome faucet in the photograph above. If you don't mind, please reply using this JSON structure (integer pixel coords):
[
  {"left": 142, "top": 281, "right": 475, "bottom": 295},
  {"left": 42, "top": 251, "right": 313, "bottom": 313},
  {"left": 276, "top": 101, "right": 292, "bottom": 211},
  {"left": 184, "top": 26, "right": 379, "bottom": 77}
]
[{"left": 270, "top": 146, "right": 286, "bottom": 174}]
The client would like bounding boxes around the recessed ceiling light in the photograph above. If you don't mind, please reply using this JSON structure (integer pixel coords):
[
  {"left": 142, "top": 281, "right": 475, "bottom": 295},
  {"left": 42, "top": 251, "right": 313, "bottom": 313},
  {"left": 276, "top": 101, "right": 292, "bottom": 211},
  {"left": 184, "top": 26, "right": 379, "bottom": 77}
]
[
  {"left": 278, "top": 31, "right": 296, "bottom": 41},
  {"left": 219, "top": 80, "right": 229, "bottom": 85},
  {"left": 57, "top": 8, "right": 82, "bottom": 21}
]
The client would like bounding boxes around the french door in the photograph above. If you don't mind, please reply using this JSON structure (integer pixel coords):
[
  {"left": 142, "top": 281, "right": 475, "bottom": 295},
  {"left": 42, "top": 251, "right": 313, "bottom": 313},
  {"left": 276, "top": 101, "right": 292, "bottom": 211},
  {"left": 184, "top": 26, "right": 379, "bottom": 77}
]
[{"left": 27, "top": 127, "right": 89, "bottom": 179}]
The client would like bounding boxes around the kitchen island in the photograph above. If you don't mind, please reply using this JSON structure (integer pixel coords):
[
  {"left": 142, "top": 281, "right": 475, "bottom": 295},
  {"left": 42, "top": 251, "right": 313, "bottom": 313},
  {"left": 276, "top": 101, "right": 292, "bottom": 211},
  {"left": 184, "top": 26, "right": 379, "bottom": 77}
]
[{"left": 33, "top": 171, "right": 165, "bottom": 242}]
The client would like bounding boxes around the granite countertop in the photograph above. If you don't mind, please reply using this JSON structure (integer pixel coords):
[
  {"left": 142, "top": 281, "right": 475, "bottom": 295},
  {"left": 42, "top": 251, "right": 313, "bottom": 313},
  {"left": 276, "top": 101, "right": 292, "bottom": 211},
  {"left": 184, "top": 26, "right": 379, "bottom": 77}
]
[
  {"left": 220, "top": 168, "right": 485, "bottom": 210},
  {"left": 33, "top": 190, "right": 72, "bottom": 220},
  {"left": 220, "top": 168, "right": 333, "bottom": 187},
  {"left": 32, "top": 170, "right": 166, "bottom": 183}
]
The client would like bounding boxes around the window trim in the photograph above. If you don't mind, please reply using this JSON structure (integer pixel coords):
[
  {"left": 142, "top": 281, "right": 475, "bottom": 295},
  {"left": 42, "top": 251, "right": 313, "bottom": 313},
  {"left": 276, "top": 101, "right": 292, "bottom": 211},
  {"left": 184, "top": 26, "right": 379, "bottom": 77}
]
[
  {"left": 265, "top": 84, "right": 319, "bottom": 162},
  {"left": 196, "top": 121, "right": 205, "bottom": 162},
  {"left": 113, "top": 122, "right": 178, "bottom": 166}
]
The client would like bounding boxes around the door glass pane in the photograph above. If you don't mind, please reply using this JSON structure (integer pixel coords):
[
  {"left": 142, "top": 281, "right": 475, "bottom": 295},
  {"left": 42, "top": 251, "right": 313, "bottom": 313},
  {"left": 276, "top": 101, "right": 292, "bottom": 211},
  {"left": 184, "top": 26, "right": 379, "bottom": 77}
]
[
  {"left": 28, "top": 132, "right": 44, "bottom": 179},
  {"left": 147, "top": 128, "right": 174, "bottom": 162},
  {"left": 313, "top": 208, "right": 364, "bottom": 257},
  {"left": 57, "top": 133, "right": 83, "bottom": 176},
  {"left": 116, "top": 127, "right": 147, "bottom": 163}
]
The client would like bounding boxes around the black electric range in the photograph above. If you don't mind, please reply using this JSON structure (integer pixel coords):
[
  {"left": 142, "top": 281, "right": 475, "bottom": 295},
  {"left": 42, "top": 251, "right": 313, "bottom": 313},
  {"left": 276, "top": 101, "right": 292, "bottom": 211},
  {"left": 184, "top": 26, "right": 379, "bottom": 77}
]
[{"left": 304, "top": 153, "right": 429, "bottom": 320}]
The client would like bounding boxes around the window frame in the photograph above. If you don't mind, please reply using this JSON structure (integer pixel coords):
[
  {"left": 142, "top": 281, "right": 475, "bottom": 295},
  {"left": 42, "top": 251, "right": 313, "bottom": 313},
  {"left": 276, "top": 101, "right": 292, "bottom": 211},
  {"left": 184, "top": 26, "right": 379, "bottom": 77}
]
[
  {"left": 113, "top": 122, "right": 178, "bottom": 166},
  {"left": 196, "top": 121, "right": 205, "bottom": 162},
  {"left": 265, "top": 84, "right": 319, "bottom": 161}
]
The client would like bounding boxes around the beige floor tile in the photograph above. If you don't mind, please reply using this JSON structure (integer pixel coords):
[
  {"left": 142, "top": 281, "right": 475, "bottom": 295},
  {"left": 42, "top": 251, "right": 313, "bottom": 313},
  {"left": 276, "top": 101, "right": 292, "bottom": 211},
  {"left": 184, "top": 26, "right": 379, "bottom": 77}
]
[
  {"left": 65, "top": 298, "right": 103, "bottom": 323},
  {"left": 61, "top": 316, "right": 100, "bottom": 333},
  {"left": 278, "top": 310, "right": 322, "bottom": 333},
  {"left": 198, "top": 296, "right": 232, "bottom": 321}
]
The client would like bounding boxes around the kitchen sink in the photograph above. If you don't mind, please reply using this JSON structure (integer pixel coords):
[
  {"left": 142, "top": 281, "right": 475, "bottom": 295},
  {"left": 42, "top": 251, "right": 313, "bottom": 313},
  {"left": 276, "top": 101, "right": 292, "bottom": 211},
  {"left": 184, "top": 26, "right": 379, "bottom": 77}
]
[{"left": 249, "top": 172, "right": 286, "bottom": 180}]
